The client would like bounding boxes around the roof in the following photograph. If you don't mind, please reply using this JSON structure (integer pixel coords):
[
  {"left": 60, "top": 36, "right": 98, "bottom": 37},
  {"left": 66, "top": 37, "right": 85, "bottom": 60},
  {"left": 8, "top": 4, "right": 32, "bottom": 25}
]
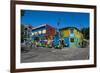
[
  {"left": 59, "top": 27, "right": 81, "bottom": 32},
  {"left": 32, "top": 24, "right": 47, "bottom": 30},
  {"left": 32, "top": 24, "right": 55, "bottom": 30}
]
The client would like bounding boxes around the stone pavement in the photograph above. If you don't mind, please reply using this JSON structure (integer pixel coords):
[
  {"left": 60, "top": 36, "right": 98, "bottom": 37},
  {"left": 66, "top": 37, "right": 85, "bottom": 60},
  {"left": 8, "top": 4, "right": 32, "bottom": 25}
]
[{"left": 21, "top": 47, "right": 89, "bottom": 63}]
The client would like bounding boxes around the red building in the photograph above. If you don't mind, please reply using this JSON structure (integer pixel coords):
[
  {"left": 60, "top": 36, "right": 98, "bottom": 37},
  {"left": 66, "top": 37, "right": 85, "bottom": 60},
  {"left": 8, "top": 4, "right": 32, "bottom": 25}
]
[
  {"left": 32, "top": 24, "right": 56, "bottom": 47},
  {"left": 46, "top": 24, "right": 55, "bottom": 40}
]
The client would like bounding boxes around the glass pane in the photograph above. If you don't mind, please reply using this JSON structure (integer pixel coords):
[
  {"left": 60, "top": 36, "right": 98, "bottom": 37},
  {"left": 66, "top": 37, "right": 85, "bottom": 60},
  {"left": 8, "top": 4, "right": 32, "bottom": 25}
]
[{"left": 70, "top": 38, "right": 74, "bottom": 42}]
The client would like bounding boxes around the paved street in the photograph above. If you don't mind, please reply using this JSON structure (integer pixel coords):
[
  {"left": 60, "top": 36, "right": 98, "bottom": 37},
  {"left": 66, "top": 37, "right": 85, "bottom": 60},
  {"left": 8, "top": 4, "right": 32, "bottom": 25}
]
[{"left": 21, "top": 47, "right": 89, "bottom": 63}]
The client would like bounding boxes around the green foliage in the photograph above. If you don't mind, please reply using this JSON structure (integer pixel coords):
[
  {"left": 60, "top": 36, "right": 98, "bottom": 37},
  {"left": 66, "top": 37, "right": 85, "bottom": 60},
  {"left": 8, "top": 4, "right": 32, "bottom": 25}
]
[
  {"left": 54, "top": 45, "right": 61, "bottom": 49},
  {"left": 21, "top": 24, "right": 25, "bottom": 42},
  {"left": 81, "top": 27, "right": 89, "bottom": 40},
  {"left": 21, "top": 10, "right": 25, "bottom": 16}
]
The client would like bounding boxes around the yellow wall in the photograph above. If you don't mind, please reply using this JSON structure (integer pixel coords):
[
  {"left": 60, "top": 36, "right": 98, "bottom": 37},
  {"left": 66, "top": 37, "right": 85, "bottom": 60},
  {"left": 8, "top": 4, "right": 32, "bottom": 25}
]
[
  {"left": 74, "top": 29, "right": 80, "bottom": 38},
  {"left": 62, "top": 30, "right": 70, "bottom": 37},
  {"left": 61, "top": 29, "right": 83, "bottom": 40}
]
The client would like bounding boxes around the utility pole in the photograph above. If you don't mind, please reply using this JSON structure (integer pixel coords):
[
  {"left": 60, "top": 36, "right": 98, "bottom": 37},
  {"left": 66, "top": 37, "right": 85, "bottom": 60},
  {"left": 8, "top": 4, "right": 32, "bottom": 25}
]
[{"left": 57, "top": 18, "right": 62, "bottom": 48}]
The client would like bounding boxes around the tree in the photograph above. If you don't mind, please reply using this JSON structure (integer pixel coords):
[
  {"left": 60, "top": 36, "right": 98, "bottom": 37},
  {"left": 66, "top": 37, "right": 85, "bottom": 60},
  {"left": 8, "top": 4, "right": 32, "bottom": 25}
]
[
  {"left": 21, "top": 24, "right": 26, "bottom": 42},
  {"left": 21, "top": 10, "right": 25, "bottom": 16},
  {"left": 81, "top": 27, "right": 89, "bottom": 40}
]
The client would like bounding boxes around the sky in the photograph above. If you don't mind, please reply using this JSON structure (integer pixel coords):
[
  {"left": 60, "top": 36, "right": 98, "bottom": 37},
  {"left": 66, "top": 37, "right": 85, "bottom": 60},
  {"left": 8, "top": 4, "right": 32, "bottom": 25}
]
[{"left": 21, "top": 10, "right": 90, "bottom": 30}]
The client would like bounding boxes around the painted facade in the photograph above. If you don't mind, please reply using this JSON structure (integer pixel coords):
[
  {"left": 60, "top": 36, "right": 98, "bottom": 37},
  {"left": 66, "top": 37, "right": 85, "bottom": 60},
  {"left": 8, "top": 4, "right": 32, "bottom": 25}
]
[
  {"left": 60, "top": 27, "right": 83, "bottom": 48},
  {"left": 31, "top": 24, "right": 83, "bottom": 48},
  {"left": 32, "top": 24, "right": 55, "bottom": 47}
]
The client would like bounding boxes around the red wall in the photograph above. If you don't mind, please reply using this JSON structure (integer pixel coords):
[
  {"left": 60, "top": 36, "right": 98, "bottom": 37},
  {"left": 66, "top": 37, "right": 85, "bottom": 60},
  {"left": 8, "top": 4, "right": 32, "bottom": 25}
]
[{"left": 46, "top": 25, "right": 55, "bottom": 39}]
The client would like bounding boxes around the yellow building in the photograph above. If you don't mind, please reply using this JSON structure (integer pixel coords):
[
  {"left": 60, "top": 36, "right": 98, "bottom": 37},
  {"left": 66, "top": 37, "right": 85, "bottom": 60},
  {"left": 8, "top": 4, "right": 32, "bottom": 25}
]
[{"left": 60, "top": 27, "right": 83, "bottom": 48}]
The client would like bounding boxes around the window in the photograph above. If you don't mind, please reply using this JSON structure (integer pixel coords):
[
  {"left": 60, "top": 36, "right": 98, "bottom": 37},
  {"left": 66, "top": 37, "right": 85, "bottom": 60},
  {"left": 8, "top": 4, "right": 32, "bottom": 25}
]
[
  {"left": 70, "top": 29, "right": 73, "bottom": 33},
  {"left": 35, "top": 32, "right": 37, "bottom": 35},
  {"left": 42, "top": 29, "right": 46, "bottom": 34},
  {"left": 39, "top": 31, "right": 42, "bottom": 34},
  {"left": 32, "top": 33, "right": 34, "bottom": 35},
  {"left": 70, "top": 38, "right": 74, "bottom": 42}
]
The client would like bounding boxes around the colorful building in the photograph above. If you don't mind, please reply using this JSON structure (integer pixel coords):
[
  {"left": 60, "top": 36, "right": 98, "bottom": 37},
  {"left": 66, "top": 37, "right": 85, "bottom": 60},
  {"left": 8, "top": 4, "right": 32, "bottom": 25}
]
[
  {"left": 32, "top": 24, "right": 55, "bottom": 47},
  {"left": 60, "top": 27, "right": 83, "bottom": 48},
  {"left": 31, "top": 24, "right": 84, "bottom": 48}
]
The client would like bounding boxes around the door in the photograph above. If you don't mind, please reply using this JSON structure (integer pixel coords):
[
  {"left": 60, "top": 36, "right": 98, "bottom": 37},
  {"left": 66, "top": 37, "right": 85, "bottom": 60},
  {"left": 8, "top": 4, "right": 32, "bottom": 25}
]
[{"left": 70, "top": 38, "right": 76, "bottom": 48}]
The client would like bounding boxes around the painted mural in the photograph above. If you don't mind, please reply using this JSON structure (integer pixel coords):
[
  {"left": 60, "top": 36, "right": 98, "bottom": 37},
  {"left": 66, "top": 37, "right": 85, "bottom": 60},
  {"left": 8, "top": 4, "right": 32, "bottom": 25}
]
[
  {"left": 60, "top": 27, "right": 83, "bottom": 48},
  {"left": 29, "top": 24, "right": 84, "bottom": 49}
]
